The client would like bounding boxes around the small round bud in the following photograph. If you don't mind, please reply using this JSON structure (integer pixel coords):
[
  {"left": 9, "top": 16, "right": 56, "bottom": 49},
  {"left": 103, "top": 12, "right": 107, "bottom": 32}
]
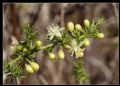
[
  {"left": 48, "top": 53, "right": 56, "bottom": 60},
  {"left": 23, "top": 48, "right": 27, "bottom": 52},
  {"left": 84, "top": 19, "right": 90, "bottom": 27},
  {"left": 58, "top": 49, "right": 65, "bottom": 60},
  {"left": 29, "top": 61, "right": 39, "bottom": 71},
  {"left": 84, "top": 39, "right": 90, "bottom": 47},
  {"left": 35, "top": 40, "right": 42, "bottom": 48},
  {"left": 67, "top": 21, "right": 74, "bottom": 32},
  {"left": 75, "top": 24, "right": 82, "bottom": 30},
  {"left": 25, "top": 64, "right": 34, "bottom": 74},
  {"left": 96, "top": 33, "right": 104, "bottom": 39}
]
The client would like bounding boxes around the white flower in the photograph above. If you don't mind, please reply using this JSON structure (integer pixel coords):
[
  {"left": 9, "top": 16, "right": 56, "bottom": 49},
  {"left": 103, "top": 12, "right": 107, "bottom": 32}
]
[
  {"left": 68, "top": 39, "right": 85, "bottom": 58},
  {"left": 47, "top": 24, "right": 65, "bottom": 40}
]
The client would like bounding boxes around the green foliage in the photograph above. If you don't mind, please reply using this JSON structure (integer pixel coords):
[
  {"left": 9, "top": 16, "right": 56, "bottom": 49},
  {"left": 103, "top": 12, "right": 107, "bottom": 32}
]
[
  {"left": 74, "top": 60, "right": 89, "bottom": 84},
  {"left": 3, "top": 61, "right": 23, "bottom": 79},
  {"left": 46, "top": 18, "right": 104, "bottom": 59},
  {"left": 3, "top": 25, "right": 41, "bottom": 81},
  {"left": 3, "top": 18, "right": 104, "bottom": 85},
  {"left": 23, "top": 24, "right": 37, "bottom": 41}
]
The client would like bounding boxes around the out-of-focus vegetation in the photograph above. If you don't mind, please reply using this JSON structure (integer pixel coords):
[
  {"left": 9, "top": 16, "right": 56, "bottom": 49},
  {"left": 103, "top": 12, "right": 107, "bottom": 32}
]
[{"left": 3, "top": 3, "right": 119, "bottom": 85}]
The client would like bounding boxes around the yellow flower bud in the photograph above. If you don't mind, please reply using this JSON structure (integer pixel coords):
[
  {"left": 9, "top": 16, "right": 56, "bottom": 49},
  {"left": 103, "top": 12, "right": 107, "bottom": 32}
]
[
  {"left": 25, "top": 64, "right": 34, "bottom": 74},
  {"left": 67, "top": 21, "right": 74, "bottom": 32},
  {"left": 35, "top": 40, "right": 42, "bottom": 48},
  {"left": 58, "top": 49, "right": 65, "bottom": 59},
  {"left": 29, "top": 61, "right": 39, "bottom": 71},
  {"left": 84, "top": 19, "right": 90, "bottom": 27},
  {"left": 48, "top": 53, "right": 56, "bottom": 60},
  {"left": 84, "top": 39, "right": 90, "bottom": 47},
  {"left": 96, "top": 33, "right": 104, "bottom": 39},
  {"left": 23, "top": 48, "right": 27, "bottom": 52},
  {"left": 75, "top": 24, "right": 82, "bottom": 30}
]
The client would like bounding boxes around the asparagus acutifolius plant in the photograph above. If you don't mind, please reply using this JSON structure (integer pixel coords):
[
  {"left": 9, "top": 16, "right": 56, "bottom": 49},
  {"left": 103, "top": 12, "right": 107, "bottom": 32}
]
[{"left": 3, "top": 18, "right": 104, "bottom": 85}]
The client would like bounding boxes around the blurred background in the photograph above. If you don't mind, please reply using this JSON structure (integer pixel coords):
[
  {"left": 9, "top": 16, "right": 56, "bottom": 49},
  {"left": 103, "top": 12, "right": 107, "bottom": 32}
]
[{"left": 3, "top": 3, "right": 119, "bottom": 85}]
